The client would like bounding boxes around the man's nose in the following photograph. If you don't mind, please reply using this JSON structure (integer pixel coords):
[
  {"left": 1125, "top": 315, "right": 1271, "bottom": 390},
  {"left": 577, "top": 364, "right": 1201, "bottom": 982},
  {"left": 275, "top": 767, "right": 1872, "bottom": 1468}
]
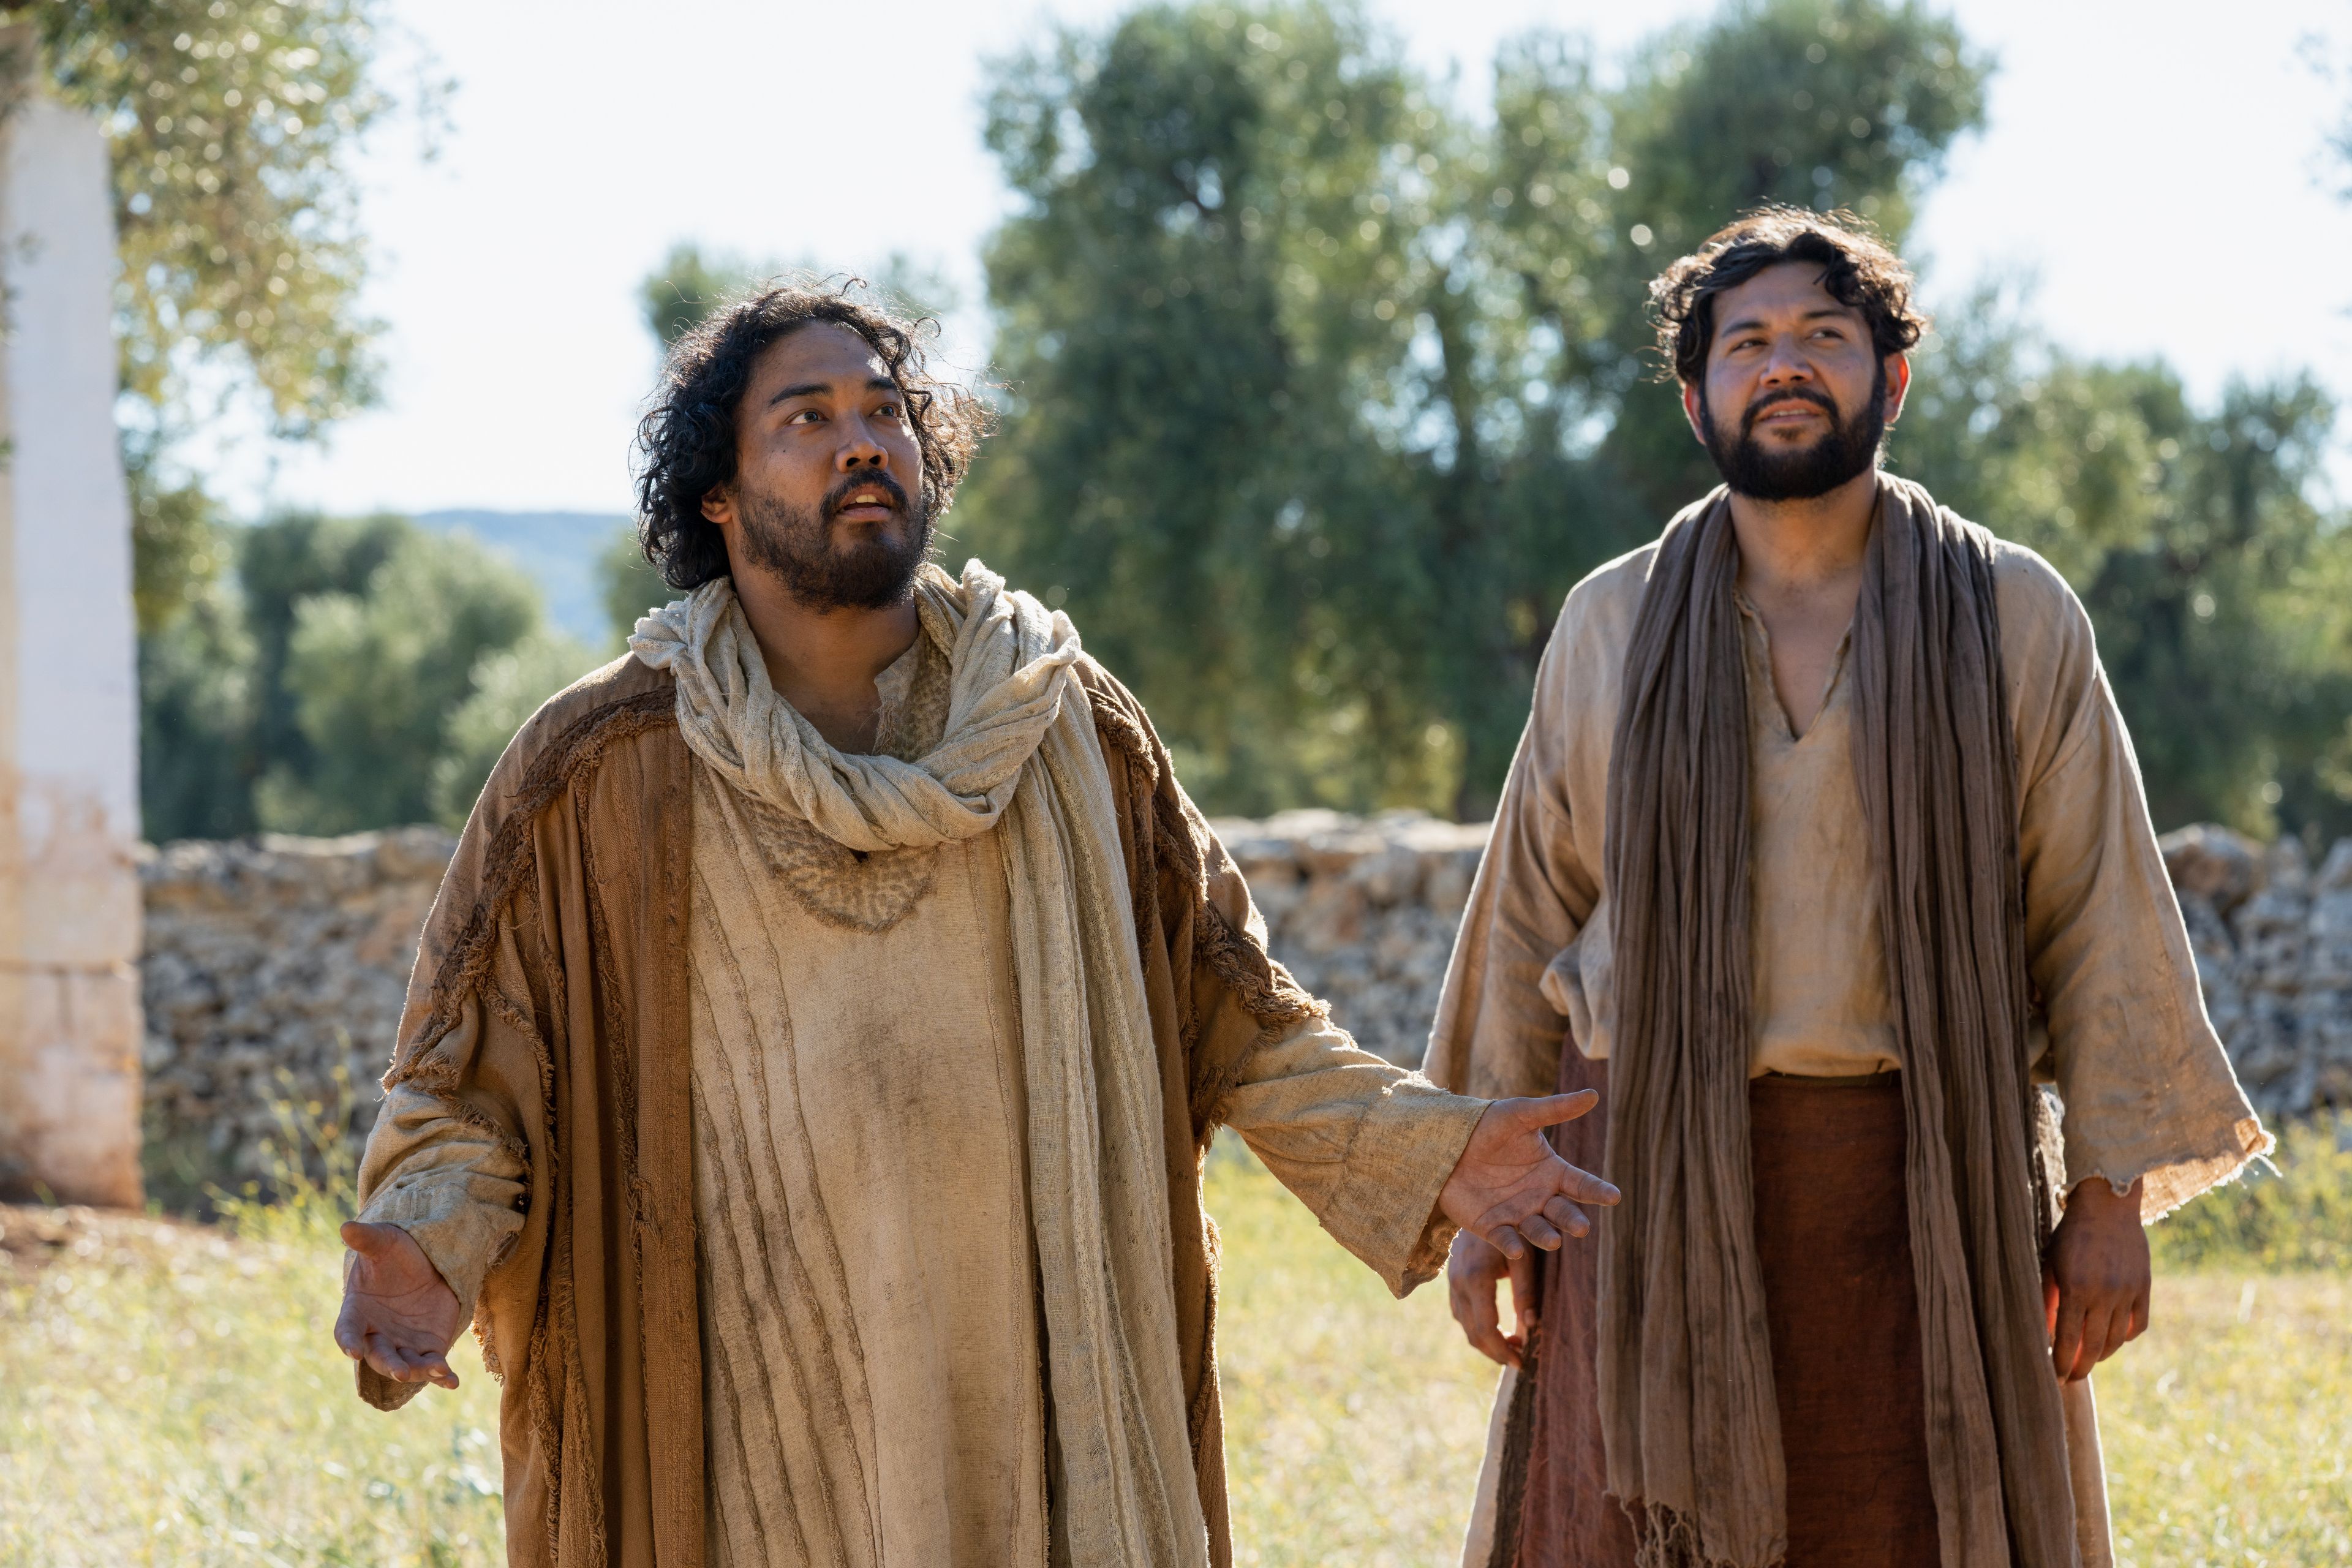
[
  {"left": 1758, "top": 337, "right": 1814, "bottom": 384},
  {"left": 836, "top": 423, "right": 891, "bottom": 470}
]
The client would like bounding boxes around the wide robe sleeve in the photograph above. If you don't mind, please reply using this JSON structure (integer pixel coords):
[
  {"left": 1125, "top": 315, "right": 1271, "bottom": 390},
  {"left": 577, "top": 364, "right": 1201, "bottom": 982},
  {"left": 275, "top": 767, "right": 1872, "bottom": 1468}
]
[
  {"left": 348, "top": 717, "right": 564, "bottom": 1414},
  {"left": 353, "top": 1082, "right": 526, "bottom": 1319},
  {"left": 2000, "top": 548, "right": 2270, "bottom": 1219},
  {"left": 1076, "top": 663, "right": 1487, "bottom": 1299},
  {"left": 1218, "top": 986, "right": 1487, "bottom": 1298},
  {"left": 343, "top": 658, "right": 687, "bottom": 1457},
  {"left": 1424, "top": 589, "right": 1611, "bottom": 1103}
]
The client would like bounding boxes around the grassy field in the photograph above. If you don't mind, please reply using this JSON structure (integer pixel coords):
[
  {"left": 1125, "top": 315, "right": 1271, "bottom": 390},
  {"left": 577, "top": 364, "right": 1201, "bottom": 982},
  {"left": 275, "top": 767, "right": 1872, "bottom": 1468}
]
[{"left": 2, "top": 1129, "right": 2347, "bottom": 1566}]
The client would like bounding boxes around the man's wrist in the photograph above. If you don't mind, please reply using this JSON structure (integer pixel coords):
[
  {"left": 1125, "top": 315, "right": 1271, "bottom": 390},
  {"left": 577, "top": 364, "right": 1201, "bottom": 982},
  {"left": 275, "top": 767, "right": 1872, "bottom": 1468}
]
[{"left": 2064, "top": 1174, "right": 2144, "bottom": 1221}]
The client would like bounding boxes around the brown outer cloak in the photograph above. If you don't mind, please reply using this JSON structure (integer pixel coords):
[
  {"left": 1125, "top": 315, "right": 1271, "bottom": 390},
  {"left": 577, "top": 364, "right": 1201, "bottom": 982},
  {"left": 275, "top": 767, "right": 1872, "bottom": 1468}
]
[{"left": 356, "top": 652, "right": 1320, "bottom": 1568}]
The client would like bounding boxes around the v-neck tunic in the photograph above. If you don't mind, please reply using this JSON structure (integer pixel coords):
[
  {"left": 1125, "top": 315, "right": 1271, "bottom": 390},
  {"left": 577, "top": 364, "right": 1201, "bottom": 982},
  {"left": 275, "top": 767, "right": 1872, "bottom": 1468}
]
[
  {"left": 1430, "top": 529, "right": 2263, "bottom": 1215},
  {"left": 1735, "top": 593, "right": 1904, "bottom": 1079}
]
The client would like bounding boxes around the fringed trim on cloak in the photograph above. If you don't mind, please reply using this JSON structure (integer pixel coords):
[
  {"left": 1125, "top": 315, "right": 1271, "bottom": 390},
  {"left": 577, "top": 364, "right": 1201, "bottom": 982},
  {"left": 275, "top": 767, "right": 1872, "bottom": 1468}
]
[
  {"left": 1085, "top": 671, "right": 1330, "bottom": 1139},
  {"left": 1187, "top": 895, "right": 1330, "bottom": 1136},
  {"left": 572, "top": 785, "right": 655, "bottom": 1297},
  {"left": 1088, "top": 685, "right": 1171, "bottom": 994},
  {"left": 1086, "top": 677, "right": 1159, "bottom": 791},
  {"left": 377, "top": 682, "right": 666, "bottom": 1567},
  {"left": 1484, "top": 1336, "right": 1542, "bottom": 1568},
  {"left": 1188, "top": 1209, "right": 1224, "bottom": 1468},
  {"left": 385, "top": 685, "right": 675, "bottom": 1090},
  {"left": 1629, "top": 1502, "right": 1779, "bottom": 1568}
]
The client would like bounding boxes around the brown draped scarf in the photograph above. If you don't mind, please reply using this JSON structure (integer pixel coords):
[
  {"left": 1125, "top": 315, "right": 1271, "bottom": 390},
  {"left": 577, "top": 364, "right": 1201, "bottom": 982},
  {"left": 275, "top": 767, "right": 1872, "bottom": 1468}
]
[{"left": 1597, "top": 476, "right": 2078, "bottom": 1568}]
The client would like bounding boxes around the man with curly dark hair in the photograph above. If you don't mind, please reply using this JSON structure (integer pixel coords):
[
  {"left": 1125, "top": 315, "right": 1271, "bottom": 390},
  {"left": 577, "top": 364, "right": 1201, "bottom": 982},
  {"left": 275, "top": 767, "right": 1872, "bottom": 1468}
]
[
  {"left": 328, "top": 277, "right": 1621, "bottom": 1568},
  {"left": 1427, "top": 210, "right": 2264, "bottom": 1568}
]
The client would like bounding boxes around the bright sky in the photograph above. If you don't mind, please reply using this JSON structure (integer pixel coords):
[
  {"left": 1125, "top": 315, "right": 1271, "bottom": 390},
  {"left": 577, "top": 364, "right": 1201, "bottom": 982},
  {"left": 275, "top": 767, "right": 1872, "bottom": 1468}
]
[{"left": 190, "top": 0, "right": 2352, "bottom": 517}]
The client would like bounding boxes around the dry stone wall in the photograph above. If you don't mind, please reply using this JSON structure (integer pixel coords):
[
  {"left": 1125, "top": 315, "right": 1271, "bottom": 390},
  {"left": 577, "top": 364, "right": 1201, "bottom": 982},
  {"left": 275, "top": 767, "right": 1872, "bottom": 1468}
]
[
  {"left": 139, "top": 829, "right": 453, "bottom": 1191},
  {"left": 137, "top": 815, "right": 2351, "bottom": 1186}
]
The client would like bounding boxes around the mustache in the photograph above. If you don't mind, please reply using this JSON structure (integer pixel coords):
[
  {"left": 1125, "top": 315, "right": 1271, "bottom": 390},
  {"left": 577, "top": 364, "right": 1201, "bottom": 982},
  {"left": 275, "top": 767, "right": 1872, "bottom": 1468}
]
[
  {"left": 1740, "top": 385, "right": 1841, "bottom": 435},
  {"left": 823, "top": 470, "right": 912, "bottom": 520}
]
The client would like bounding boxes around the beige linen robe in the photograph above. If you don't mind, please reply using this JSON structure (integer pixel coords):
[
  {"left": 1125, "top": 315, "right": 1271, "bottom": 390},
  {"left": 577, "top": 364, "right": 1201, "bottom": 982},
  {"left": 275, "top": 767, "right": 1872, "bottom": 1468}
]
[
  {"left": 357, "top": 617, "right": 1487, "bottom": 1568},
  {"left": 1428, "top": 533, "right": 2265, "bottom": 1566}
]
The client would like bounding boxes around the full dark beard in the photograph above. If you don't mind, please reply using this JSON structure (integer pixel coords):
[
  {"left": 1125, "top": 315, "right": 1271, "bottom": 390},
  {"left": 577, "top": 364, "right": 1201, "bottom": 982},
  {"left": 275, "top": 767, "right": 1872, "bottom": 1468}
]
[
  {"left": 733, "top": 479, "right": 934, "bottom": 611},
  {"left": 1700, "top": 368, "right": 1887, "bottom": 502}
]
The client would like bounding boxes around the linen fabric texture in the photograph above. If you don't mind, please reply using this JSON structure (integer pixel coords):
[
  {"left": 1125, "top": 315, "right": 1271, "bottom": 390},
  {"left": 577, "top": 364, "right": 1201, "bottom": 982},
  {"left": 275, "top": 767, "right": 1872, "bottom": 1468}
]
[
  {"left": 1495, "top": 1064, "right": 1947, "bottom": 1568},
  {"left": 1428, "top": 479, "right": 2265, "bottom": 1568},
  {"left": 352, "top": 561, "right": 1487, "bottom": 1567},
  {"left": 636, "top": 561, "right": 1207, "bottom": 1567}
]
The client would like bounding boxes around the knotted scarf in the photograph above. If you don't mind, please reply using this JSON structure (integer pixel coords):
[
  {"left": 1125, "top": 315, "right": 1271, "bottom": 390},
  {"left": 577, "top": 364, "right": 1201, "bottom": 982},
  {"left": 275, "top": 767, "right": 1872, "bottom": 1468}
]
[
  {"left": 632, "top": 559, "right": 1212, "bottom": 1567},
  {"left": 1597, "top": 477, "right": 2078, "bottom": 1568}
]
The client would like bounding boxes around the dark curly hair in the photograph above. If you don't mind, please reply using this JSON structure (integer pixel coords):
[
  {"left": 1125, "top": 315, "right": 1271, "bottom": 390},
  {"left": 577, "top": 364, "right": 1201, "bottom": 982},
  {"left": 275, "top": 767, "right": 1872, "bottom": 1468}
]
[
  {"left": 631, "top": 278, "right": 989, "bottom": 591},
  {"left": 1649, "top": 206, "right": 1926, "bottom": 388}
]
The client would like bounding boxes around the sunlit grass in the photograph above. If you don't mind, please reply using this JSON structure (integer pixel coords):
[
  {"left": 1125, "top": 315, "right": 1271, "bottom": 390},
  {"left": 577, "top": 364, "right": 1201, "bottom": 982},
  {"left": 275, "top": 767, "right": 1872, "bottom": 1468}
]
[
  {"left": 0, "top": 1199, "right": 506, "bottom": 1567},
  {"left": 0, "top": 1125, "right": 2343, "bottom": 1566},
  {"left": 2099, "top": 1274, "right": 2352, "bottom": 1566},
  {"left": 1209, "top": 1136, "right": 1501, "bottom": 1566},
  {"left": 1210, "top": 1130, "right": 2352, "bottom": 1567}
]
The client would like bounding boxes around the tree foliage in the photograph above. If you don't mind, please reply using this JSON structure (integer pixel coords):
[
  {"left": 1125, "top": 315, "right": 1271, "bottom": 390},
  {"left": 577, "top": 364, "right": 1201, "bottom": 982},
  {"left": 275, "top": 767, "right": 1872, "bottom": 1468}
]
[
  {"left": 17, "top": 0, "right": 427, "bottom": 673},
  {"left": 136, "top": 513, "right": 590, "bottom": 841},
  {"left": 960, "top": 0, "right": 1989, "bottom": 813},
  {"left": 958, "top": 0, "right": 2351, "bottom": 836},
  {"left": 25, "top": 0, "right": 403, "bottom": 441}
]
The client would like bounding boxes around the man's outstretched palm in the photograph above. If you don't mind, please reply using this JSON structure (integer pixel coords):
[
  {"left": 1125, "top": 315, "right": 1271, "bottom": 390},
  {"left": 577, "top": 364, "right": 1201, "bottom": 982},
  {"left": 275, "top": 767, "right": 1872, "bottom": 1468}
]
[
  {"left": 335, "top": 1220, "right": 466, "bottom": 1390},
  {"left": 1437, "top": 1091, "right": 1618, "bottom": 1258},
  {"left": 1436, "top": 1092, "right": 1617, "bottom": 1370}
]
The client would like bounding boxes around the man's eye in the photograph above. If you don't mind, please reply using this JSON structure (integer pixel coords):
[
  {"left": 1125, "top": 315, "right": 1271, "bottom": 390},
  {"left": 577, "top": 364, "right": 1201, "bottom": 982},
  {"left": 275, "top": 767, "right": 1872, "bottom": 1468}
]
[{"left": 787, "top": 409, "right": 822, "bottom": 425}]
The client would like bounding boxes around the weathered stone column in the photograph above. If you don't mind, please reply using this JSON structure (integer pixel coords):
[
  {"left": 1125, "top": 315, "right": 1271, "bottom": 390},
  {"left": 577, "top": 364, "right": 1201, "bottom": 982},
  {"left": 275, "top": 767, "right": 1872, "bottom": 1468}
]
[{"left": 0, "top": 37, "right": 145, "bottom": 1208}]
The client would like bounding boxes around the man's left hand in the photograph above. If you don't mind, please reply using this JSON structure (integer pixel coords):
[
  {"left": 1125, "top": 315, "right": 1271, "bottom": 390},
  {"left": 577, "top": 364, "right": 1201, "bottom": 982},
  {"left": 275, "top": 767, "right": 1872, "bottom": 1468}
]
[
  {"left": 1438, "top": 1093, "right": 1621, "bottom": 1261},
  {"left": 2043, "top": 1175, "right": 2149, "bottom": 1383}
]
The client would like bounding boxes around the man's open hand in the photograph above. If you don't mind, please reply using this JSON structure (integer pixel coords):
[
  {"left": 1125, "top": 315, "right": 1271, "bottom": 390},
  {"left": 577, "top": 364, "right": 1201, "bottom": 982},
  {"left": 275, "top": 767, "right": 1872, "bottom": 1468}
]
[
  {"left": 1438, "top": 1092, "right": 1619, "bottom": 1262},
  {"left": 2043, "top": 1175, "right": 2149, "bottom": 1384},
  {"left": 335, "top": 1219, "right": 466, "bottom": 1391}
]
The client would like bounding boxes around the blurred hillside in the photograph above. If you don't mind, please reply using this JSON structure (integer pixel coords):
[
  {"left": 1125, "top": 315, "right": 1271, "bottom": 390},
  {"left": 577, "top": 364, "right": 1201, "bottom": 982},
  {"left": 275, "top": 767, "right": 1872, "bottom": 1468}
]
[{"left": 413, "top": 511, "right": 631, "bottom": 646}]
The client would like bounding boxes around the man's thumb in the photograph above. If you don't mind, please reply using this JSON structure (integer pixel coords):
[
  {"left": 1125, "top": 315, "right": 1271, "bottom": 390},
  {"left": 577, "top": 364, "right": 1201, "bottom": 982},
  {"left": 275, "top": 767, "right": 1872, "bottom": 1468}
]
[
  {"left": 342, "top": 1219, "right": 394, "bottom": 1256},
  {"left": 1520, "top": 1089, "right": 1599, "bottom": 1127}
]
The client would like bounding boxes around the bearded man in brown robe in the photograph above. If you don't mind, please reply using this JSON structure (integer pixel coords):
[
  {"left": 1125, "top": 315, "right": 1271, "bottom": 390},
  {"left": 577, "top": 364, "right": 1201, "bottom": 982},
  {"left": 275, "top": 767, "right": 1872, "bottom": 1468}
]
[
  {"left": 330, "top": 281, "right": 1619, "bottom": 1568},
  {"left": 1428, "top": 209, "right": 2266, "bottom": 1568}
]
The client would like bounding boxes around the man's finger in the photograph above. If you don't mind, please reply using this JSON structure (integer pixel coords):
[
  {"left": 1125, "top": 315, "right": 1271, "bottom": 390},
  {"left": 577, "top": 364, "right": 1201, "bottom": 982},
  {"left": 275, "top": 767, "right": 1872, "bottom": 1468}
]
[
  {"left": 1456, "top": 1280, "right": 1515, "bottom": 1367},
  {"left": 2098, "top": 1303, "right": 2135, "bottom": 1370},
  {"left": 1515, "top": 1212, "right": 1564, "bottom": 1251},
  {"left": 1547, "top": 1158, "right": 1620, "bottom": 1208},
  {"left": 2128, "top": 1289, "right": 2150, "bottom": 1343},
  {"left": 1448, "top": 1268, "right": 1490, "bottom": 1333},
  {"left": 2078, "top": 1303, "right": 2124, "bottom": 1379},
  {"left": 383, "top": 1336, "right": 456, "bottom": 1388},
  {"left": 1541, "top": 1196, "right": 1589, "bottom": 1240},
  {"left": 360, "top": 1330, "right": 414, "bottom": 1384},
  {"left": 1506, "top": 1248, "right": 1539, "bottom": 1341},
  {"left": 1488, "top": 1224, "right": 1528, "bottom": 1262},
  {"left": 2050, "top": 1291, "right": 2086, "bottom": 1382},
  {"left": 2079, "top": 1306, "right": 2117, "bottom": 1382}
]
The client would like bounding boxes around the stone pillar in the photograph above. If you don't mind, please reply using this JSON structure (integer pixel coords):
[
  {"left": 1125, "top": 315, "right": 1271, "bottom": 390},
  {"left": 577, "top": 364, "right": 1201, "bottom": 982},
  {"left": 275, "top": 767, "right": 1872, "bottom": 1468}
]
[{"left": 0, "top": 41, "right": 145, "bottom": 1208}]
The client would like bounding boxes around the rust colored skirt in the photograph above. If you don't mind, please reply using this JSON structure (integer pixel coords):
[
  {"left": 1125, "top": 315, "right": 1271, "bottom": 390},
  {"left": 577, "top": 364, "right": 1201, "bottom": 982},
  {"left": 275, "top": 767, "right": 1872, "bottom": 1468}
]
[{"left": 1498, "top": 1056, "right": 1941, "bottom": 1568}]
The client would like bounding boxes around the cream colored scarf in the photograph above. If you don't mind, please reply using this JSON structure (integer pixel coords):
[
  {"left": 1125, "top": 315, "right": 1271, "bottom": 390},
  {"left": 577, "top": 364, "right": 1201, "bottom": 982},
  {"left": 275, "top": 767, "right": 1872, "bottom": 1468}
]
[{"left": 631, "top": 560, "right": 1210, "bottom": 1568}]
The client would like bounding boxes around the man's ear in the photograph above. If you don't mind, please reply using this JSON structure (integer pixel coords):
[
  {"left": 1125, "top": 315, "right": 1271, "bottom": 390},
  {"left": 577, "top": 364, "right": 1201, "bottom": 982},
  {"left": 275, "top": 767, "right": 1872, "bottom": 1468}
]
[
  {"left": 700, "top": 484, "right": 736, "bottom": 529},
  {"left": 1882, "top": 353, "right": 1912, "bottom": 428},
  {"left": 1681, "top": 380, "right": 1708, "bottom": 448}
]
